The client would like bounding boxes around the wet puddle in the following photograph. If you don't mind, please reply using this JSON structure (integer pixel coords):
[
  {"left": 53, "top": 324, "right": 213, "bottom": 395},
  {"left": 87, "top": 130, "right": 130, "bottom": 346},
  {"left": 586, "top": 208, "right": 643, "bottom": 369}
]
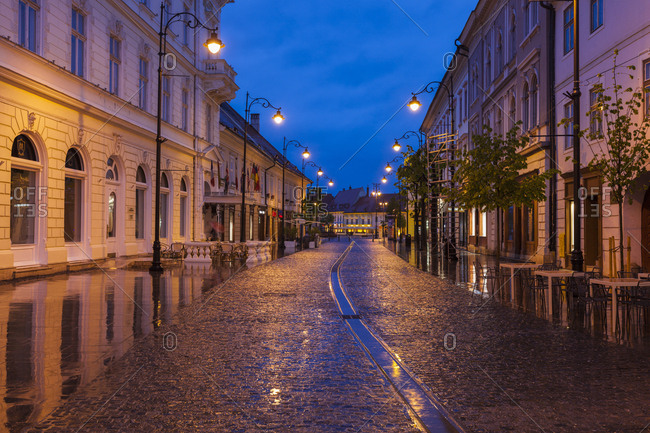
[{"left": 0, "top": 247, "right": 289, "bottom": 432}]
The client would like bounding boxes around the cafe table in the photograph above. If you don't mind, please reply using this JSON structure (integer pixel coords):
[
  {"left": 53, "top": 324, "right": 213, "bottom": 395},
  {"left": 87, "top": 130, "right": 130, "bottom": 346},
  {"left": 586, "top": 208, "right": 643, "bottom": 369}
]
[
  {"left": 500, "top": 262, "right": 540, "bottom": 302},
  {"left": 534, "top": 269, "right": 580, "bottom": 317},
  {"left": 589, "top": 278, "right": 650, "bottom": 312}
]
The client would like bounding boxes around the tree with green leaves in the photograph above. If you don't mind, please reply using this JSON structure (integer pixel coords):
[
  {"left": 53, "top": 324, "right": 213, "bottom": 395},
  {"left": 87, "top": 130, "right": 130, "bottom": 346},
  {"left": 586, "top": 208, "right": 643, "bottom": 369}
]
[
  {"left": 579, "top": 52, "right": 650, "bottom": 272},
  {"left": 396, "top": 145, "right": 428, "bottom": 250},
  {"left": 386, "top": 197, "right": 405, "bottom": 237},
  {"left": 446, "top": 124, "right": 555, "bottom": 259}
]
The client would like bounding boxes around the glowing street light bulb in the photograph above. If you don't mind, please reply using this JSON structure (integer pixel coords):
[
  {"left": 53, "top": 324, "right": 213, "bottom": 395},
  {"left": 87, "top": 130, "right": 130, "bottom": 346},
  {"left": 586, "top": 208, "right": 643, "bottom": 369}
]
[
  {"left": 392, "top": 140, "right": 401, "bottom": 152},
  {"left": 381, "top": 176, "right": 387, "bottom": 184},
  {"left": 317, "top": 167, "right": 323, "bottom": 176},
  {"left": 272, "top": 110, "right": 284, "bottom": 124},
  {"left": 408, "top": 95, "right": 421, "bottom": 112},
  {"left": 302, "top": 148, "right": 310, "bottom": 159},
  {"left": 385, "top": 163, "right": 392, "bottom": 173},
  {"left": 328, "top": 179, "right": 334, "bottom": 187},
  {"left": 205, "top": 32, "right": 224, "bottom": 54}
]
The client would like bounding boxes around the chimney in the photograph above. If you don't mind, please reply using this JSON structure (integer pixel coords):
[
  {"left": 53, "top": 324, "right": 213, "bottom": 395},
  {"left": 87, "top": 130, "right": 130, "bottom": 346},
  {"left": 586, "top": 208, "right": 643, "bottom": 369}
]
[
  {"left": 366, "top": 186, "right": 369, "bottom": 196},
  {"left": 250, "top": 113, "right": 260, "bottom": 131}
]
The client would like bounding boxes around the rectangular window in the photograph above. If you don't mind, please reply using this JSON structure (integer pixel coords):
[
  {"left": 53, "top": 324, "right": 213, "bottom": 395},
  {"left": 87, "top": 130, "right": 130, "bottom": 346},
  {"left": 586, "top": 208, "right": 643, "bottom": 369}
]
[
  {"left": 182, "top": 6, "right": 189, "bottom": 46},
  {"left": 64, "top": 177, "right": 82, "bottom": 242},
  {"left": 179, "top": 195, "right": 186, "bottom": 236},
  {"left": 138, "top": 58, "right": 148, "bottom": 110},
  {"left": 525, "top": 2, "right": 538, "bottom": 35},
  {"left": 19, "top": 0, "right": 38, "bottom": 53},
  {"left": 11, "top": 168, "right": 36, "bottom": 244},
  {"left": 71, "top": 8, "right": 85, "bottom": 77},
  {"left": 206, "top": 104, "right": 212, "bottom": 141},
  {"left": 160, "top": 192, "right": 168, "bottom": 238},
  {"left": 590, "top": 89, "right": 603, "bottom": 136},
  {"left": 563, "top": 6, "right": 574, "bottom": 54},
  {"left": 643, "top": 60, "right": 650, "bottom": 116},
  {"left": 135, "top": 188, "right": 145, "bottom": 239},
  {"left": 590, "top": 0, "right": 604, "bottom": 32},
  {"left": 564, "top": 102, "right": 574, "bottom": 149},
  {"left": 162, "top": 76, "right": 170, "bottom": 122},
  {"left": 109, "top": 36, "right": 121, "bottom": 95},
  {"left": 181, "top": 89, "right": 188, "bottom": 131}
]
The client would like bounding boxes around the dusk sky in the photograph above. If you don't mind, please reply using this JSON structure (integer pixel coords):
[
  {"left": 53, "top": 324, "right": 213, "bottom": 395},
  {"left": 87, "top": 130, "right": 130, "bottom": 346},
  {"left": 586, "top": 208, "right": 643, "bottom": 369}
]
[{"left": 221, "top": 0, "right": 477, "bottom": 194}]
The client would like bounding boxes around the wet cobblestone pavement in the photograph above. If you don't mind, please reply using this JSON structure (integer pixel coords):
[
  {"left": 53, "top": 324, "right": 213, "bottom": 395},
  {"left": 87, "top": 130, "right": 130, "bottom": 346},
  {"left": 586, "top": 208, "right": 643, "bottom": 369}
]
[
  {"left": 27, "top": 242, "right": 419, "bottom": 432},
  {"left": 340, "top": 240, "right": 650, "bottom": 433}
]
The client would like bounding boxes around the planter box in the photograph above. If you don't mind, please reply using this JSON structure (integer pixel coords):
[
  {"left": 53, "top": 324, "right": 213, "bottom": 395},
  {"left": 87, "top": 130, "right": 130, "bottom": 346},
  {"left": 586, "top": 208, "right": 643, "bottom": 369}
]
[
  {"left": 284, "top": 241, "right": 296, "bottom": 249},
  {"left": 309, "top": 241, "right": 315, "bottom": 248}
]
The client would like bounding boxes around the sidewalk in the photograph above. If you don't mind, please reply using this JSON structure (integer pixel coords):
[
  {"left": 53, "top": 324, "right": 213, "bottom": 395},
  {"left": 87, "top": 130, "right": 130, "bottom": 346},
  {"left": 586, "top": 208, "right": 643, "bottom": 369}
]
[
  {"left": 28, "top": 242, "right": 419, "bottom": 432},
  {"left": 340, "top": 240, "right": 650, "bottom": 433}
]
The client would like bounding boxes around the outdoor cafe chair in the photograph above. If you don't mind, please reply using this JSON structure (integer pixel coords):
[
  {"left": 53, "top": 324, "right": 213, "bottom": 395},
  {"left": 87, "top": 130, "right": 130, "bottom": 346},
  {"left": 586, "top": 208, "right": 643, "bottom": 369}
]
[{"left": 521, "top": 269, "right": 546, "bottom": 310}]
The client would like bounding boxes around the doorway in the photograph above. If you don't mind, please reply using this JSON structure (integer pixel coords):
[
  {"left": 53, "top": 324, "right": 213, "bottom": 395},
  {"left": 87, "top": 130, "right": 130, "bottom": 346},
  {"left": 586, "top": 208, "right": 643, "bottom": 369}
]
[{"left": 642, "top": 189, "right": 650, "bottom": 270}]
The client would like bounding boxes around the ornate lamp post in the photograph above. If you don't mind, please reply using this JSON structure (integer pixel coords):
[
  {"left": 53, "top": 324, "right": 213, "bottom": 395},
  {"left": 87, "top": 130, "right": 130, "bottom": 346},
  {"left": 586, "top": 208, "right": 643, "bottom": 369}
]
[
  {"left": 278, "top": 138, "right": 309, "bottom": 249},
  {"left": 371, "top": 183, "right": 381, "bottom": 241},
  {"left": 151, "top": 3, "right": 223, "bottom": 273},
  {"left": 408, "top": 81, "right": 457, "bottom": 260},
  {"left": 385, "top": 154, "right": 408, "bottom": 240},
  {"left": 569, "top": 0, "right": 583, "bottom": 271},
  {"left": 240, "top": 93, "right": 284, "bottom": 244}
]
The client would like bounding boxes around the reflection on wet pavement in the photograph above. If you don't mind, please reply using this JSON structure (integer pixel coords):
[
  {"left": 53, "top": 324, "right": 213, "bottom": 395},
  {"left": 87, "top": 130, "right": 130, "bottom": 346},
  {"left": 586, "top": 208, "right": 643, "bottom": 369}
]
[
  {"left": 384, "top": 240, "right": 650, "bottom": 350},
  {"left": 0, "top": 247, "right": 287, "bottom": 432}
]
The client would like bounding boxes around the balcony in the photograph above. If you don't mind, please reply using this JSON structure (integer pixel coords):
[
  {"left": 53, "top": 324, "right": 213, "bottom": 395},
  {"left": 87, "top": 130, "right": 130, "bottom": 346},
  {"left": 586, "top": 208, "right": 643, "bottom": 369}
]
[{"left": 202, "top": 59, "right": 239, "bottom": 103}]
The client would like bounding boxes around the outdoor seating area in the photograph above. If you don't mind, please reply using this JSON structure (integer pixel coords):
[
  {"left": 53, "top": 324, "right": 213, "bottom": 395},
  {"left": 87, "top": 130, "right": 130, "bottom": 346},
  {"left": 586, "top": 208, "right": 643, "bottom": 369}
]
[{"left": 482, "top": 261, "right": 650, "bottom": 336}]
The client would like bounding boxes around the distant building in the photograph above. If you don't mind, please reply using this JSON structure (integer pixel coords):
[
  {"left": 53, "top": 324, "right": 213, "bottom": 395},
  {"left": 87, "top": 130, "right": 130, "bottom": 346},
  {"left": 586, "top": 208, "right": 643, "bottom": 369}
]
[{"left": 328, "top": 187, "right": 404, "bottom": 237}]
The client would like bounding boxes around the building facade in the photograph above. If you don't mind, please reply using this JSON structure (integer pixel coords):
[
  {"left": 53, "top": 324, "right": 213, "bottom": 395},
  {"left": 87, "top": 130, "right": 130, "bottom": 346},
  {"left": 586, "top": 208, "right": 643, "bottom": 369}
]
[
  {"left": 0, "top": 0, "right": 307, "bottom": 277},
  {"left": 420, "top": 0, "right": 650, "bottom": 272}
]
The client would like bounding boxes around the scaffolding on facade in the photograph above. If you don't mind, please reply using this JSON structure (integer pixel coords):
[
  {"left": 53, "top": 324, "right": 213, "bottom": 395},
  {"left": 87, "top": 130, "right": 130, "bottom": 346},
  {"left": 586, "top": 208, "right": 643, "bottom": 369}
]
[{"left": 426, "top": 131, "right": 460, "bottom": 254}]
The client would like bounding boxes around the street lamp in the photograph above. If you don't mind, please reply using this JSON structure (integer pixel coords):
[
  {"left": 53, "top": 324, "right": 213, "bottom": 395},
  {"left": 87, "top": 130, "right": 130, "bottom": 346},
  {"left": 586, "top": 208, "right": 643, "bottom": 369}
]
[
  {"left": 569, "top": 0, "right": 584, "bottom": 271},
  {"left": 240, "top": 93, "right": 283, "bottom": 244},
  {"left": 303, "top": 160, "right": 322, "bottom": 221},
  {"left": 408, "top": 95, "right": 422, "bottom": 112},
  {"left": 385, "top": 163, "right": 392, "bottom": 173},
  {"left": 392, "top": 139, "right": 401, "bottom": 152},
  {"left": 279, "top": 138, "right": 309, "bottom": 249},
  {"left": 205, "top": 32, "right": 224, "bottom": 54},
  {"left": 151, "top": 3, "right": 223, "bottom": 273},
  {"left": 381, "top": 176, "right": 387, "bottom": 184}
]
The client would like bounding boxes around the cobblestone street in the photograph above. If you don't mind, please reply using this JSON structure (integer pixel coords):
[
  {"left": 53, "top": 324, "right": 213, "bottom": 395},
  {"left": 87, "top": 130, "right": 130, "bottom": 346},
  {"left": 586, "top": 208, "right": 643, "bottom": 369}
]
[
  {"left": 23, "top": 240, "right": 650, "bottom": 432},
  {"left": 28, "top": 242, "right": 419, "bottom": 433},
  {"left": 340, "top": 240, "right": 650, "bottom": 433}
]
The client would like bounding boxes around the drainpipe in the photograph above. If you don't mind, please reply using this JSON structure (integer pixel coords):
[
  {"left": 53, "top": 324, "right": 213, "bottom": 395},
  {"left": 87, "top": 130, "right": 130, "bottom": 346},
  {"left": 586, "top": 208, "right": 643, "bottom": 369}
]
[{"left": 541, "top": 1, "right": 557, "bottom": 257}]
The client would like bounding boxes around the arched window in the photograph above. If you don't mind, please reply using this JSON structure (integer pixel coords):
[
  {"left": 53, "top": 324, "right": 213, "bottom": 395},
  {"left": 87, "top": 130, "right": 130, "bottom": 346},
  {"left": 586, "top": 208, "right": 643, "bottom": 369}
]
[
  {"left": 179, "top": 178, "right": 188, "bottom": 237},
  {"left": 64, "top": 148, "right": 85, "bottom": 242},
  {"left": 12, "top": 134, "right": 38, "bottom": 161},
  {"left": 530, "top": 74, "right": 538, "bottom": 128},
  {"left": 11, "top": 135, "right": 40, "bottom": 245},
  {"left": 523, "top": 82, "right": 530, "bottom": 131},
  {"left": 106, "top": 157, "right": 119, "bottom": 181},
  {"left": 160, "top": 172, "right": 170, "bottom": 238},
  {"left": 509, "top": 95, "right": 517, "bottom": 130},
  {"left": 135, "top": 165, "right": 148, "bottom": 239}
]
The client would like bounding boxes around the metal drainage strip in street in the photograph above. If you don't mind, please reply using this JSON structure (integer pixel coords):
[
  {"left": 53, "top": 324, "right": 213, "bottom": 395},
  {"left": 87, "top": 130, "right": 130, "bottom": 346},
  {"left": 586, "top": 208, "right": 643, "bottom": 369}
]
[{"left": 329, "top": 243, "right": 464, "bottom": 433}]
